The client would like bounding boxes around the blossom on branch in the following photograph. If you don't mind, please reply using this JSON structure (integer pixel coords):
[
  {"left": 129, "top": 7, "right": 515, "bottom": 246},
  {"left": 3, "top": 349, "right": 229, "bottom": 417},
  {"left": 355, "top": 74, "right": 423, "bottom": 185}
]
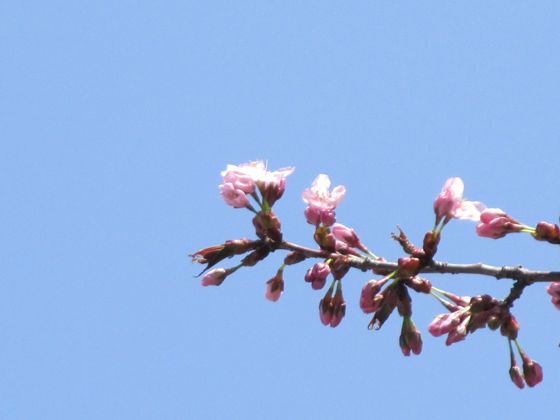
[
  {"left": 220, "top": 161, "right": 294, "bottom": 209},
  {"left": 433, "top": 177, "right": 485, "bottom": 225},
  {"left": 302, "top": 174, "right": 345, "bottom": 226}
]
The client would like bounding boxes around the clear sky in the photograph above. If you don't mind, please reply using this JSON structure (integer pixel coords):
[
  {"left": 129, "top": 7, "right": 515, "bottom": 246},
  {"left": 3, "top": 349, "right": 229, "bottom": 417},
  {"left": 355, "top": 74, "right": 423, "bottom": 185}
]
[{"left": 3, "top": 1, "right": 560, "bottom": 419}]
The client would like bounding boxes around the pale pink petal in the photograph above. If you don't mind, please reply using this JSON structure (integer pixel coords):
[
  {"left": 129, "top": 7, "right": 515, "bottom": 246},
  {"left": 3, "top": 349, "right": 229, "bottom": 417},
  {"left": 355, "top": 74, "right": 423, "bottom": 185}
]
[{"left": 455, "top": 200, "right": 486, "bottom": 221}]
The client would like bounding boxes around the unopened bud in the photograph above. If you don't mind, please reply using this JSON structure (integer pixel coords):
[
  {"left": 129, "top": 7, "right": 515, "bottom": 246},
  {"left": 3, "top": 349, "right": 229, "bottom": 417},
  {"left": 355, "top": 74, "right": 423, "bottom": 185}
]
[
  {"left": 422, "top": 231, "right": 440, "bottom": 258},
  {"left": 520, "top": 352, "right": 543, "bottom": 387},
  {"left": 509, "top": 365, "right": 525, "bottom": 389},
  {"left": 397, "top": 257, "right": 421, "bottom": 279},
  {"left": 500, "top": 314, "right": 520, "bottom": 340},
  {"left": 535, "top": 221, "right": 560, "bottom": 244}
]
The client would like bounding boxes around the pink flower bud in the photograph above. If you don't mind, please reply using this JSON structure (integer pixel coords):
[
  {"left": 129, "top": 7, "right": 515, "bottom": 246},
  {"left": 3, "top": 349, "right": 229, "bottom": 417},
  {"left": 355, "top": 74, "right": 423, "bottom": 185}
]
[
  {"left": 359, "top": 278, "right": 388, "bottom": 313},
  {"left": 397, "top": 257, "right": 421, "bottom": 279},
  {"left": 509, "top": 365, "right": 525, "bottom": 389},
  {"left": 219, "top": 182, "right": 249, "bottom": 208},
  {"left": 521, "top": 354, "right": 543, "bottom": 387},
  {"left": 476, "top": 208, "right": 523, "bottom": 239},
  {"left": 328, "top": 287, "right": 346, "bottom": 328},
  {"left": 304, "top": 262, "right": 331, "bottom": 290},
  {"left": 500, "top": 314, "right": 519, "bottom": 340},
  {"left": 546, "top": 282, "right": 560, "bottom": 310},
  {"left": 201, "top": 268, "right": 228, "bottom": 286},
  {"left": 428, "top": 312, "right": 461, "bottom": 337},
  {"left": 257, "top": 167, "right": 293, "bottom": 207},
  {"left": 265, "top": 272, "right": 284, "bottom": 302},
  {"left": 319, "top": 282, "right": 345, "bottom": 328},
  {"left": 319, "top": 290, "right": 333, "bottom": 326},
  {"left": 332, "top": 223, "right": 362, "bottom": 248},
  {"left": 400, "top": 318, "right": 423, "bottom": 356},
  {"left": 445, "top": 314, "right": 470, "bottom": 346}
]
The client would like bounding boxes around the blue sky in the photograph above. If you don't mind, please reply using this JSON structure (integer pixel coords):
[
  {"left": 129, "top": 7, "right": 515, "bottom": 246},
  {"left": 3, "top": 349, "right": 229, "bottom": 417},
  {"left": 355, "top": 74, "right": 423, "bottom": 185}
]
[{"left": 2, "top": 1, "right": 560, "bottom": 418}]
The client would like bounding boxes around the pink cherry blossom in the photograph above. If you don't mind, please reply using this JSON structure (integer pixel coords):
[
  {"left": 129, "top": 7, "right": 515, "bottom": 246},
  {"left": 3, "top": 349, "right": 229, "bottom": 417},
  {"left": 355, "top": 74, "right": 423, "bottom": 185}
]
[
  {"left": 221, "top": 161, "right": 294, "bottom": 207},
  {"left": 303, "top": 174, "right": 346, "bottom": 210},
  {"left": 219, "top": 182, "right": 249, "bottom": 208},
  {"left": 302, "top": 174, "right": 345, "bottom": 226},
  {"left": 201, "top": 268, "right": 227, "bottom": 286},
  {"left": 222, "top": 161, "right": 294, "bottom": 190},
  {"left": 434, "top": 177, "right": 485, "bottom": 224},
  {"left": 221, "top": 166, "right": 257, "bottom": 193},
  {"left": 546, "top": 282, "right": 560, "bottom": 310}
]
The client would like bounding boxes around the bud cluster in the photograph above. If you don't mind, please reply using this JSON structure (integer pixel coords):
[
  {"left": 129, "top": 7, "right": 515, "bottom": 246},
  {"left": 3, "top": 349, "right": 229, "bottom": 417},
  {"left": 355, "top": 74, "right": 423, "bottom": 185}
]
[{"left": 428, "top": 292, "right": 521, "bottom": 345}]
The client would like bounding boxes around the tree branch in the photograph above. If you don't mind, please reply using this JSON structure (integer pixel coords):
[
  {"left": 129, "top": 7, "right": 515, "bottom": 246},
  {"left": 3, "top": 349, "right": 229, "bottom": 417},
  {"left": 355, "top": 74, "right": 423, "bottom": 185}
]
[{"left": 279, "top": 241, "right": 560, "bottom": 283}]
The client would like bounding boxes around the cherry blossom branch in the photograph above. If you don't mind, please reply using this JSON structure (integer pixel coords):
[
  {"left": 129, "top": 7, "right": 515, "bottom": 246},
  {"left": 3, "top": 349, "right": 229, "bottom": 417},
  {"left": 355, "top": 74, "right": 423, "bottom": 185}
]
[
  {"left": 193, "top": 161, "right": 560, "bottom": 389},
  {"left": 279, "top": 241, "right": 560, "bottom": 283}
]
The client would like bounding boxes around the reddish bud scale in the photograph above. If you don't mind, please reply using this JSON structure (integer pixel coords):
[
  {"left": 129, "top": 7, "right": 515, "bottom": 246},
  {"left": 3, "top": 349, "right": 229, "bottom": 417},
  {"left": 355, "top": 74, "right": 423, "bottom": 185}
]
[
  {"left": 397, "top": 257, "right": 421, "bottom": 279},
  {"left": 422, "top": 231, "right": 440, "bottom": 259},
  {"left": 500, "top": 314, "right": 520, "bottom": 340},
  {"left": 283, "top": 252, "right": 306, "bottom": 265},
  {"left": 391, "top": 228, "right": 423, "bottom": 256},
  {"left": 241, "top": 246, "right": 270, "bottom": 267},
  {"left": 191, "top": 238, "right": 257, "bottom": 272},
  {"left": 313, "top": 226, "right": 336, "bottom": 251},
  {"left": 369, "top": 285, "right": 399, "bottom": 330},
  {"left": 396, "top": 283, "right": 412, "bottom": 317},
  {"left": 330, "top": 256, "right": 350, "bottom": 280},
  {"left": 252, "top": 211, "right": 283, "bottom": 245}
]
